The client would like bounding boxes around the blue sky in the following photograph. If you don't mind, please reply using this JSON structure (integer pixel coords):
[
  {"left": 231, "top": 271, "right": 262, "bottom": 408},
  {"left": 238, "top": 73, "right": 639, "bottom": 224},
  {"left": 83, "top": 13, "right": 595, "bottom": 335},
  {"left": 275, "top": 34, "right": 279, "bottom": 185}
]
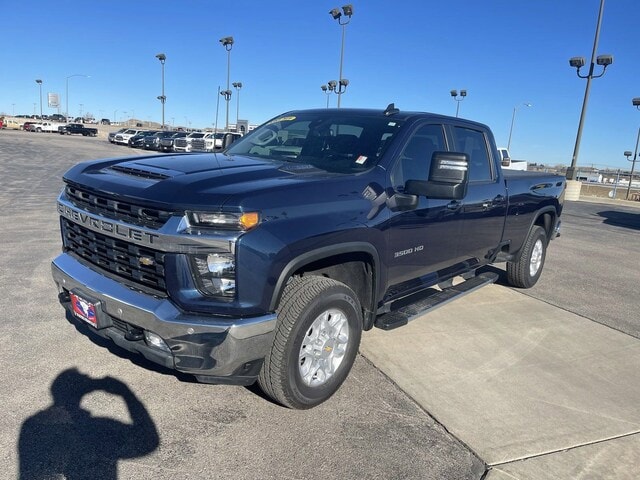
[{"left": 2, "top": 0, "right": 639, "bottom": 170}]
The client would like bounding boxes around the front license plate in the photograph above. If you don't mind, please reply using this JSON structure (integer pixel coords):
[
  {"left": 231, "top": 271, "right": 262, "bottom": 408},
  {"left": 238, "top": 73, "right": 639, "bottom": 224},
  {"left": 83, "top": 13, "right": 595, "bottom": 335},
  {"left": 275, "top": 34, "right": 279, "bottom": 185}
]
[{"left": 70, "top": 292, "right": 99, "bottom": 328}]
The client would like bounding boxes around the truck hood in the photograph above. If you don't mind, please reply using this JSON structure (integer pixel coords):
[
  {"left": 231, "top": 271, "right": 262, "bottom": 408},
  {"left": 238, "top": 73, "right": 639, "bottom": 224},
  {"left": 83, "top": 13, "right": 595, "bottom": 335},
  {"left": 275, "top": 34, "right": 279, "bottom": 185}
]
[{"left": 62, "top": 152, "right": 342, "bottom": 211}]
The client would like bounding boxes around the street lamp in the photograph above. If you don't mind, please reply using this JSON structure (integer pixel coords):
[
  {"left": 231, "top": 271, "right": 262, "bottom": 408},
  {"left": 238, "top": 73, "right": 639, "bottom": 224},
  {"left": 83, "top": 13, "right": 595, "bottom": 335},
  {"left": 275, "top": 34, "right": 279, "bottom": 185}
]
[
  {"left": 232, "top": 81, "right": 242, "bottom": 127},
  {"left": 321, "top": 83, "right": 335, "bottom": 108},
  {"left": 156, "top": 53, "right": 166, "bottom": 129},
  {"left": 450, "top": 89, "right": 467, "bottom": 117},
  {"left": 219, "top": 36, "right": 234, "bottom": 130},
  {"left": 566, "top": 0, "right": 613, "bottom": 181},
  {"left": 324, "top": 79, "right": 349, "bottom": 106},
  {"left": 623, "top": 148, "right": 638, "bottom": 200},
  {"left": 66, "top": 74, "right": 89, "bottom": 120},
  {"left": 219, "top": 89, "right": 232, "bottom": 130},
  {"left": 624, "top": 98, "right": 640, "bottom": 200},
  {"left": 329, "top": 4, "right": 353, "bottom": 107},
  {"left": 35, "top": 79, "right": 43, "bottom": 120},
  {"left": 507, "top": 103, "right": 533, "bottom": 151}
]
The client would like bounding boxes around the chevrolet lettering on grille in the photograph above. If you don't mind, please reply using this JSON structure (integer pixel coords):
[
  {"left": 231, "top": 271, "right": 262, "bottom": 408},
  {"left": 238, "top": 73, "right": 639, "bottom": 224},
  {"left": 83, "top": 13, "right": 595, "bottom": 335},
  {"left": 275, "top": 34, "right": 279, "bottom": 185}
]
[{"left": 57, "top": 202, "right": 160, "bottom": 245}]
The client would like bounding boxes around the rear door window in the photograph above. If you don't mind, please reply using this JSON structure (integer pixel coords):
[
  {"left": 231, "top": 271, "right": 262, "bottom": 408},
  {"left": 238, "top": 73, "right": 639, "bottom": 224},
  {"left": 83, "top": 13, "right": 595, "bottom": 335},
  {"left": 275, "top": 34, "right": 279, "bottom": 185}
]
[{"left": 452, "top": 127, "right": 493, "bottom": 182}]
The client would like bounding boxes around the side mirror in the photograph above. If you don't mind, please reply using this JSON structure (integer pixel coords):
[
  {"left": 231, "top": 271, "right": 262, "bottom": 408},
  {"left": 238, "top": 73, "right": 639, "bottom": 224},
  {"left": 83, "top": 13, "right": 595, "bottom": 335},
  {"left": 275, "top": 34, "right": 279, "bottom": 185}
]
[
  {"left": 222, "top": 133, "right": 239, "bottom": 149},
  {"left": 405, "top": 151, "right": 469, "bottom": 200}
]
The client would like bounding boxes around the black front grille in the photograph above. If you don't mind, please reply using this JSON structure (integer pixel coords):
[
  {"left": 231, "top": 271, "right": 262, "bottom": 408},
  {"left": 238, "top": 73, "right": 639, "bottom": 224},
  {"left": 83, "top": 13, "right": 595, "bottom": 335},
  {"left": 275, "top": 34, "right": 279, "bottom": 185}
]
[
  {"left": 62, "top": 218, "right": 167, "bottom": 293},
  {"left": 191, "top": 139, "right": 206, "bottom": 150},
  {"left": 65, "top": 184, "right": 173, "bottom": 229}
]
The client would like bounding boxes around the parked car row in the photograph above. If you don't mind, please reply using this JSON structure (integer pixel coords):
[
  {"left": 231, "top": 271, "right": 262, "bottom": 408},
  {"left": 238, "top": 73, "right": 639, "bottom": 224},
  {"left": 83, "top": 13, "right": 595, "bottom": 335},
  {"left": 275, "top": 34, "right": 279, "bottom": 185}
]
[{"left": 108, "top": 128, "right": 241, "bottom": 152}]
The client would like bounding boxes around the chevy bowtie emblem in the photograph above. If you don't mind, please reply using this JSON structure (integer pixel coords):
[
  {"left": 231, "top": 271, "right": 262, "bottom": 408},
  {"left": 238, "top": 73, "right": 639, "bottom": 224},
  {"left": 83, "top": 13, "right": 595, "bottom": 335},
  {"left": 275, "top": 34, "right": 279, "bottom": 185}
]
[{"left": 138, "top": 256, "right": 156, "bottom": 267}]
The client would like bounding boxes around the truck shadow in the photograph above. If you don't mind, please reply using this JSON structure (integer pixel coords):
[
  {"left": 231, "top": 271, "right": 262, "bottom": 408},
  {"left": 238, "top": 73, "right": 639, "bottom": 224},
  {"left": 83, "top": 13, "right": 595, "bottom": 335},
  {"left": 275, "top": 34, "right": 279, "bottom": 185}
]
[
  {"left": 18, "top": 368, "right": 159, "bottom": 479},
  {"left": 597, "top": 210, "right": 640, "bottom": 231}
]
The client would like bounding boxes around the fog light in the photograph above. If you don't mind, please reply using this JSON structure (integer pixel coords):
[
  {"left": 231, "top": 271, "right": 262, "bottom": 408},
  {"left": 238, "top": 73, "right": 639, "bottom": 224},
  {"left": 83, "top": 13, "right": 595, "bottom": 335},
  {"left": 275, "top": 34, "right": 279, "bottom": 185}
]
[{"left": 144, "top": 330, "right": 170, "bottom": 352}]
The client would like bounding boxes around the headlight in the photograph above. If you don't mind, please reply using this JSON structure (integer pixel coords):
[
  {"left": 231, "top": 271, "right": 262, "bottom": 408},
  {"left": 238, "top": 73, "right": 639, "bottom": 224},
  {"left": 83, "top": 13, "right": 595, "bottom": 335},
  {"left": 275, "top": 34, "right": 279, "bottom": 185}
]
[
  {"left": 187, "top": 211, "right": 259, "bottom": 230},
  {"left": 190, "top": 253, "right": 236, "bottom": 298}
]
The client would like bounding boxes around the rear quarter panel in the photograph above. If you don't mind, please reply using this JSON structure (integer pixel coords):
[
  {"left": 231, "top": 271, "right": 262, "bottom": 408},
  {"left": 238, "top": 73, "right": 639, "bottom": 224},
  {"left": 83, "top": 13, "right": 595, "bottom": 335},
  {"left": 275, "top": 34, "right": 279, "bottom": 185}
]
[{"left": 502, "top": 171, "right": 565, "bottom": 254}]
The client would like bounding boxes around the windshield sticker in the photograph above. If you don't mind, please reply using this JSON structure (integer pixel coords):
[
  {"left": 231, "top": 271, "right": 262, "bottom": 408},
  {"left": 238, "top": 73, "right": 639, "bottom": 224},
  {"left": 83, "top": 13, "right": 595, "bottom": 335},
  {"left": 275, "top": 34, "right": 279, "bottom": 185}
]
[
  {"left": 267, "top": 116, "right": 296, "bottom": 125},
  {"left": 356, "top": 155, "right": 368, "bottom": 164}
]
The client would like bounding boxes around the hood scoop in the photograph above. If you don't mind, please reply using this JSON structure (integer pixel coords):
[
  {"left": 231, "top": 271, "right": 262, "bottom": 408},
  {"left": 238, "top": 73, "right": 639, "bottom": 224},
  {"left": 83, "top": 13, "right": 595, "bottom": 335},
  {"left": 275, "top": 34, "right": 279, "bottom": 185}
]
[{"left": 108, "top": 164, "right": 172, "bottom": 180}]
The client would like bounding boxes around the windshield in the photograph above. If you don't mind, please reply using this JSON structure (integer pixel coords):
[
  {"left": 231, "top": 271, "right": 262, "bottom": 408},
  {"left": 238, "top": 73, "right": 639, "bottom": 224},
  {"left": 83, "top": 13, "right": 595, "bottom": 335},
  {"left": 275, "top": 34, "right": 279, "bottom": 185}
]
[{"left": 226, "top": 111, "right": 404, "bottom": 174}]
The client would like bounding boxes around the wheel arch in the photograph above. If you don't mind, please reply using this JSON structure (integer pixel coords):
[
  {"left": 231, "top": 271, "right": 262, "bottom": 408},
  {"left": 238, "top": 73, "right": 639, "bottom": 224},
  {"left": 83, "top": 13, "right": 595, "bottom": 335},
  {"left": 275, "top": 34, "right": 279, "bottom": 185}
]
[
  {"left": 269, "top": 242, "right": 380, "bottom": 330},
  {"left": 531, "top": 206, "right": 558, "bottom": 244}
]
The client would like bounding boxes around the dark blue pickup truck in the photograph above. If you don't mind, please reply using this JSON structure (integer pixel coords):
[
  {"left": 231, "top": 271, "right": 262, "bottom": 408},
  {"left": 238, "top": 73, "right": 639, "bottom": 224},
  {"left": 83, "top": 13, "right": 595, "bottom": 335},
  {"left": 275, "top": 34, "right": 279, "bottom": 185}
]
[{"left": 52, "top": 106, "right": 564, "bottom": 408}]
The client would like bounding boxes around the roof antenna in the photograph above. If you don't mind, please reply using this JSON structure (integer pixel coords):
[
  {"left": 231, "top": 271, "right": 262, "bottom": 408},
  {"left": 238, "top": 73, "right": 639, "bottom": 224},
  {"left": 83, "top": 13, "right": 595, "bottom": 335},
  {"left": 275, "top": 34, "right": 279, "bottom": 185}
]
[{"left": 384, "top": 103, "right": 399, "bottom": 116}]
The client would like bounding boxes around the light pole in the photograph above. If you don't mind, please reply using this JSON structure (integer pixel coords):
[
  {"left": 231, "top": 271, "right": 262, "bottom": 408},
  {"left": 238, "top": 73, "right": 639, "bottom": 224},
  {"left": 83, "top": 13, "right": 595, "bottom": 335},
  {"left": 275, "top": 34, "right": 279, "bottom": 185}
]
[
  {"left": 232, "top": 81, "right": 242, "bottom": 127},
  {"left": 156, "top": 53, "right": 166, "bottom": 128},
  {"left": 66, "top": 74, "right": 89, "bottom": 120},
  {"left": 324, "top": 79, "right": 349, "bottom": 106},
  {"left": 329, "top": 4, "right": 353, "bottom": 107},
  {"left": 219, "top": 89, "right": 232, "bottom": 130},
  {"left": 35, "top": 79, "right": 43, "bottom": 120},
  {"left": 623, "top": 149, "right": 637, "bottom": 200},
  {"left": 507, "top": 103, "right": 533, "bottom": 151},
  {"left": 219, "top": 36, "right": 234, "bottom": 130},
  {"left": 624, "top": 98, "right": 640, "bottom": 200},
  {"left": 321, "top": 83, "right": 335, "bottom": 108},
  {"left": 566, "top": 0, "right": 613, "bottom": 181},
  {"left": 450, "top": 89, "right": 467, "bottom": 117}
]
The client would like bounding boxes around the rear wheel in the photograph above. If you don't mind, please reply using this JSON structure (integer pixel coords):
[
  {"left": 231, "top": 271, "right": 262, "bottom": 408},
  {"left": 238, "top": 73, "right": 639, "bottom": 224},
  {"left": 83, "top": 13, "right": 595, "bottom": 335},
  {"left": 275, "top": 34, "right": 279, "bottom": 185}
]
[
  {"left": 507, "top": 225, "right": 547, "bottom": 288},
  {"left": 258, "top": 276, "right": 362, "bottom": 409}
]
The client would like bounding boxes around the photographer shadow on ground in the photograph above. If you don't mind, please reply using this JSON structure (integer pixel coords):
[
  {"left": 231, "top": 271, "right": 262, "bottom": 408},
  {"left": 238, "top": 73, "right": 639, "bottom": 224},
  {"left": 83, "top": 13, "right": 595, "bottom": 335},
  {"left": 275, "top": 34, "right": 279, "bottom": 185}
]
[{"left": 18, "top": 368, "right": 159, "bottom": 479}]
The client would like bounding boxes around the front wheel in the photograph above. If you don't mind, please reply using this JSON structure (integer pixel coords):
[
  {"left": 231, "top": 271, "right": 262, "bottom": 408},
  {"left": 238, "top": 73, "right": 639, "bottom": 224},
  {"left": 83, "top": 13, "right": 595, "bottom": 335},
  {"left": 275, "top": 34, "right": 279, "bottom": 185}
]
[
  {"left": 506, "top": 225, "right": 547, "bottom": 288},
  {"left": 258, "top": 276, "right": 363, "bottom": 409}
]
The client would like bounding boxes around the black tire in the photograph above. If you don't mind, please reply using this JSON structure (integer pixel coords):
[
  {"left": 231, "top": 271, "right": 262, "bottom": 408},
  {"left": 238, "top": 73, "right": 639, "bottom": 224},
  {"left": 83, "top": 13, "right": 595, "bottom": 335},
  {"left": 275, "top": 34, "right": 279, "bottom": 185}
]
[
  {"left": 258, "top": 276, "right": 363, "bottom": 409},
  {"left": 506, "top": 225, "right": 547, "bottom": 288}
]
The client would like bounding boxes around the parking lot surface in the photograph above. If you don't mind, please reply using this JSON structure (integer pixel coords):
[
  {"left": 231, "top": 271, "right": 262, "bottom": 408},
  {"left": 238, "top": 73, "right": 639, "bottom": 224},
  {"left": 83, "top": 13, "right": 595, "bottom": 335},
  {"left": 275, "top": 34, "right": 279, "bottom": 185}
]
[
  {"left": 0, "top": 131, "right": 483, "bottom": 480},
  {"left": 2, "top": 130, "right": 639, "bottom": 479}
]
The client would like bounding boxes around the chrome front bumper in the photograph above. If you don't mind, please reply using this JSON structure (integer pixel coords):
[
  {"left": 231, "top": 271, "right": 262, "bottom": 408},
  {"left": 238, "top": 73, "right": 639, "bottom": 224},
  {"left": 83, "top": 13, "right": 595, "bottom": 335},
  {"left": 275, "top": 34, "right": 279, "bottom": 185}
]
[{"left": 51, "top": 253, "right": 277, "bottom": 385}]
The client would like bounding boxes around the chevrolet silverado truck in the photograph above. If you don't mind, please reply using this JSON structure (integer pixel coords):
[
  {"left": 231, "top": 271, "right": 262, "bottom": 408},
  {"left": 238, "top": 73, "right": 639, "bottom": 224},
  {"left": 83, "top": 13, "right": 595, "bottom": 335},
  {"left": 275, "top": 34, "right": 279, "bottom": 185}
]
[
  {"left": 58, "top": 123, "right": 98, "bottom": 136},
  {"left": 51, "top": 106, "right": 564, "bottom": 409}
]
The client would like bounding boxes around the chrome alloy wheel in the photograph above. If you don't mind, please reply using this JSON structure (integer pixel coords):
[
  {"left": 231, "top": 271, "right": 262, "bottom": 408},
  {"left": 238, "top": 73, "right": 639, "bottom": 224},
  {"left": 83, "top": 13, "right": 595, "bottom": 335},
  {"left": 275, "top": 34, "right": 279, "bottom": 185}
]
[
  {"left": 530, "top": 239, "right": 544, "bottom": 277},
  {"left": 298, "top": 308, "right": 350, "bottom": 387}
]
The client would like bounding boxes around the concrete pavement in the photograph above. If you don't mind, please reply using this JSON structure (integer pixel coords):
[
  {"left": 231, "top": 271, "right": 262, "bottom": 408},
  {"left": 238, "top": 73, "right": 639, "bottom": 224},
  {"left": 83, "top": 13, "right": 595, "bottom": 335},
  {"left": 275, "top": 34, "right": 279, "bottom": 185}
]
[{"left": 361, "top": 284, "right": 640, "bottom": 479}]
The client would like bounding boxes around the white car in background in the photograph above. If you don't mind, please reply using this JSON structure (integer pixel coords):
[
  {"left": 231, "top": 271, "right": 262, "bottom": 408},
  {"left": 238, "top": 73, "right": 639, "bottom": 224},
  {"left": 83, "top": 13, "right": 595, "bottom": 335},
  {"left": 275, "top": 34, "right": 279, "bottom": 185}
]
[
  {"left": 173, "top": 131, "right": 206, "bottom": 152},
  {"left": 113, "top": 129, "right": 144, "bottom": 145}
]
